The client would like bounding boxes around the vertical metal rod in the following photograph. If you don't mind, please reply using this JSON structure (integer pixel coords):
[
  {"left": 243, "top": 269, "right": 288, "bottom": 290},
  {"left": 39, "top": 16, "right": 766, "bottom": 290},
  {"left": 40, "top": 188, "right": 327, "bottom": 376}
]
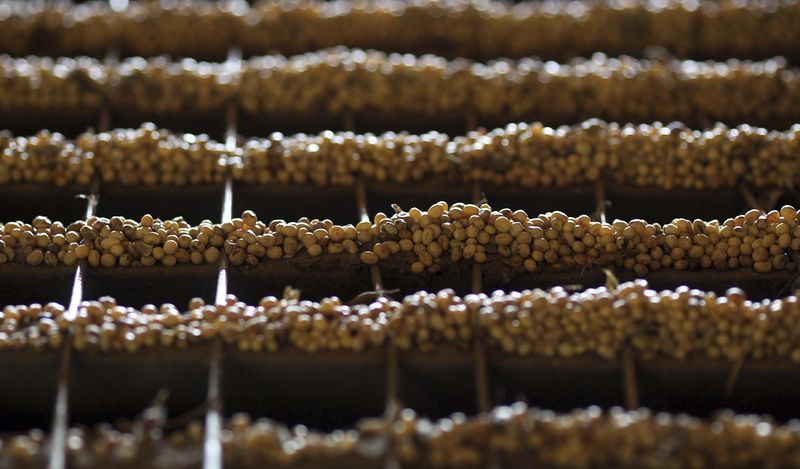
[
  {"left": 724, "top": 185, "right": 781, "bottom": 402},
  {"left": 202, "top": 47, "right": 241, "bottom": 469},
  {"left": 204, "top": 341, "right": 224, "bottom": 469},
  {"left": 48, "top": 75, "right": 110, "bottom": 469},
  {"left": 601, "top": 179, "right": 632, "bottom": 412},
  {"left": 202, "top": 188, "right": 231, "bottom": 469},
  {"left": 724, "top": 359, "right": 744, "bottom": 398},
  {"left": 221, "top": 102, "right": 237, "bottom": 228},
  {"left": 202, "top": 188, "right": 230, "bottom": 469},
  {"left": 594, "top": 179, "right": 607, "bottom": 223},
  {"left": 215, "top": 174, "right": 233, "bottom": 309},
  {"left": 622, "top": 347, "right": 639, "bottom": 410},
  {"left": 49, "top": 244, "right": 89, "bottom": 469},
  {"left": 469, "top": 176, "right": 500, "bottom": 469},
  {"left": 48, "top": 341, "right": 72, "bottom": 469},
  {"left": 356, "top": 176, "right": 370, "bottom": 223},
  {"left": 348, "top": 116, "right": 398, "bottom": 469},
  {"left": 471, "top": 182, "right": 483, "bottom": 207}
]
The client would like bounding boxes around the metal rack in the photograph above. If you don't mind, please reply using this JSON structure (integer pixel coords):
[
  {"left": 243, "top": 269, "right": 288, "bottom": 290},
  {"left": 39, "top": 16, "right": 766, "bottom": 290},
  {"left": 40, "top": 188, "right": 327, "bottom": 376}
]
[{"left": 0, "top": 42, "right": 796, "bottom": 468}]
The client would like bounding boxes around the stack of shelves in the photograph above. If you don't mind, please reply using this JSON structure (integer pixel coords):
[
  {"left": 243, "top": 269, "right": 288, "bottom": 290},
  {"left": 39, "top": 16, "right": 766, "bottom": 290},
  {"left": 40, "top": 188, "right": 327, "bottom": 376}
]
[{"left": 2, "top": 1, "right": 800, "bottom": 467}]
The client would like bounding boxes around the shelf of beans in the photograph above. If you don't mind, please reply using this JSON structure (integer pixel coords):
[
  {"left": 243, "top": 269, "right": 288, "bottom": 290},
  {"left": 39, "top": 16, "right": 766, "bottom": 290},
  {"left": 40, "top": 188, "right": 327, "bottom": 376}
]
[{"left": 2, "top": 0, "right": 800, "bottom": 467}]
